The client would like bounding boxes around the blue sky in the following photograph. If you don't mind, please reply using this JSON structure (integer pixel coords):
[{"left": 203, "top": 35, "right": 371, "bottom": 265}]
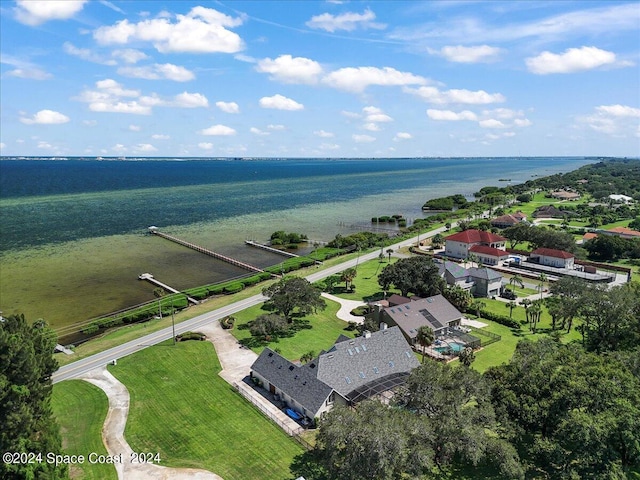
[{"left": 1, "top": 0, "right": 638, "bottom": 158}]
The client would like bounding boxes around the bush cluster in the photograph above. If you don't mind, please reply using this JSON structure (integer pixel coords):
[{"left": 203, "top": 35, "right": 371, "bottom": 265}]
[{"left": 473, "top": 308, "right": 521, "bottom": 329}]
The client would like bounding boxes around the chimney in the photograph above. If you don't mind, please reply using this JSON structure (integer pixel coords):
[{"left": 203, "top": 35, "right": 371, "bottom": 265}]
[
  {"left": 363, "top": 330, "right": 371, "bottom": 338},
  {"left": 380, "top": 322, "right": 388, "bottom": 331}
]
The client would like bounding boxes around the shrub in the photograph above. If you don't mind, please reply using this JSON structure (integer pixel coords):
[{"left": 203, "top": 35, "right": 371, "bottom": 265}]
[
  {"left": 220, "top": 316, "right": 235, "bottom": 329},
  {"left": 223, "top": 283, "right": 245, "bottom": 294},
  {"left": 350, "top": 306, "right": 370, "bottom": 316},
  {"left": 476, "top": 308, "right": 521, "bottom": 329},
  {"left": 176, "top": 331, "right": 206, "bottom": 341}
]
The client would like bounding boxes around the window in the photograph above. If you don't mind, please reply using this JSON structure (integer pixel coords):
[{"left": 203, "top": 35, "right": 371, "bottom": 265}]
[
  {"left": 389, "top": 361, "right": 394, "bottom": 367},
  {"left": 327, "top": 392, "right": 335, "bottom": 406},
  {"left": 358, "top": 372, "right": 365, "bottom": 379},
  {"left": 373, "top": 367, "right": 379, "bottom": 374},
  {"left": 345, "top": 377, "right": 352, "bottom": 385}
]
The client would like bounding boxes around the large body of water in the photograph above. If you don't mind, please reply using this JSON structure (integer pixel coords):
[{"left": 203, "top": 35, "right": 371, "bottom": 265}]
[{"left": 0, "top": 157, "right": 594, "bottom": 331}]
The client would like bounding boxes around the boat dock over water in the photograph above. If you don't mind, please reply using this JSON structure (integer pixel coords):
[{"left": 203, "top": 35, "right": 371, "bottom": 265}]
[
  {"left": 138, "top": 273, "right": 200, "bottom": 305},
  {"left": 148, "top": 226, "right": 264, "bottom": 274},
  {"left": 244, "top": 240, "right": 300, "bottom": 258}
]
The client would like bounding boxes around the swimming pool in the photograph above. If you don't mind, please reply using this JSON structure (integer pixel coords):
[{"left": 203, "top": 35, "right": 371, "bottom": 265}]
[{"left": 434, "top": 342, "right": 465, "bottom": 354}]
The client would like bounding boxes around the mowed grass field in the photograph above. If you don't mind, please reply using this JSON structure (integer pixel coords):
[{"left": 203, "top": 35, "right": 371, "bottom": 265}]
[
  {"left": 109, "top": 340, "right": 303, "bottom": 480},
  {"left": 231, "top": 297, "right": 355, "bottom": 360},
  {"left": 52, "top": 380, "right": 117, "bottom": 480}
]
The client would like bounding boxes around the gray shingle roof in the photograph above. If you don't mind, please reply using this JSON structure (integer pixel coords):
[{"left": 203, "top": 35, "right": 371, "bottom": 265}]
[
  {"left": 315, "top": 326, "right": 419, "bottom": 399},
  {"left": 250, "top": 326, "right": 419, "bottom": 415},
  {"left": 251, "top": 348, "right": 334, "bottom": 415},
  {"left": 467, "top": 267, "right": 503, "bottom": 281},
  {"left": 382, "top": 294, "right": 462, "bottom": 339}
]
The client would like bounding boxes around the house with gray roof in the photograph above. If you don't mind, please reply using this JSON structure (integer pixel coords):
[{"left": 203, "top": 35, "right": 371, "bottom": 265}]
[
  {"left": 250, "top": 326, "right": 419, "bottom": 421},
  {"left": 437, "top": 260, "right": 503, "bottom": 298},
  {"left": 379, "top": 295, "right": 462, "bottom": 345}
]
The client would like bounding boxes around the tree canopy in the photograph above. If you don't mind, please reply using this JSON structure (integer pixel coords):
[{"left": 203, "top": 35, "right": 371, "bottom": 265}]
[
  {"left": 262, "top": 276, "right": 326, "bottom": 322},
  {"left": 378, "top": 256, "right": 445, "bottom": 298},
  {"left": 0, "top": 314, "right": 66, "bottom": 479},
  {"left": 486, "top": 339, "right": 640, "bottom": 479}
]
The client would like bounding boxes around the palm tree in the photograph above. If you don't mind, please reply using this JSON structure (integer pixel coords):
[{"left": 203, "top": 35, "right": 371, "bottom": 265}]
[
  {"left": 509, "top": 274, "right": 524, "bottom": 290},
  {"left": 415, "top": 326, "right": 435, "bottom": 364},
  {"left": 153, "top": 287, "right": 166, "bottom": 319},
  {"left": 506, "top": 301, "right": 517, "bottom": 319},
  {"left": 340, "top": 267, "right": 357, "bottom": 291},
  {"left": 529, "top": 301, "right": 543, "bottom": 332},
  {"left": 445, "top": 222, "right": 452, "bottom": 231},
  {"left": 386, "top": 248, "right": 393, "bottom": 262},
  {"left": 538, "top": 273, "right": 548, "bottom": 300},
  {"left": 459, "top": 346, "right": 476, "bottom": 367},
  {"left": 470, "top": 299, "right": 486, "bottom": 318}
]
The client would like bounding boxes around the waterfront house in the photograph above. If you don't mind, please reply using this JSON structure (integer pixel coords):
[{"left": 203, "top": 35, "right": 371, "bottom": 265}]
[
  {"left": 529, "top": 248, "right": 575, "bottom": 269},
  {"left": 444, "top": 229, "right": 506, "bottom": 260},
  {"left": 377, "top": 295, "right": 463, "bottom": 345},
  {"left": 250, "top": 326, "right": 419, "bottom": 420}
]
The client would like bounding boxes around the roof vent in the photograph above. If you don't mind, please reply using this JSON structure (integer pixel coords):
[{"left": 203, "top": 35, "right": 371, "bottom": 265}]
[
  {"left": 289, "top": 366, "right": 294, "bottom": 371},
  {"left": 268, "top": 352, "right": 273, "bottom": 357},
  {"left": 309, "top": 363, "right": 316, "bottom": 369}
]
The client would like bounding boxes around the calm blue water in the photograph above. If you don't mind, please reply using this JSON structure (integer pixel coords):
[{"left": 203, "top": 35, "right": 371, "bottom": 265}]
[{"left": 0, "top": 157, "right": 594, "bottom": 252}]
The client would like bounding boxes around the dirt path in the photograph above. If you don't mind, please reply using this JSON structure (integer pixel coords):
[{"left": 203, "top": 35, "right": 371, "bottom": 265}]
[{"left": 81, "top": 367, "right": 222, "bottom": 480}]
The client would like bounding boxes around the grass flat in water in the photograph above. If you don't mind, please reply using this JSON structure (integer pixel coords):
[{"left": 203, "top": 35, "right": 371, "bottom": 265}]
[
  {"left": 108, "top": 340, "right": 303, "bottom": 480},
  {"left": 0, "top": 157, "right": 594, "bottom": 330}
]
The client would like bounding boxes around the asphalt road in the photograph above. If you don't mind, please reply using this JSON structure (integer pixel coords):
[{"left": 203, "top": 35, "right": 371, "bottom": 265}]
[{"left": 52, "top": 225, "right": 449, "bottom": 384}]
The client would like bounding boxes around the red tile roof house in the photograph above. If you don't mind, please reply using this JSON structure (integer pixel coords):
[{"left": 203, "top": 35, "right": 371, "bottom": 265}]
[
  {"left": 490, "top": 212, "right": 527, "bottom": 229},
  {"left": 603, "top": 227, "right": 640, "bottom": 239},
  {"left": 529, "top": 248, "right": 575, "bottom": 269},
  {"left": 444, "top": 229, "right": 507, "bottom": 266}
]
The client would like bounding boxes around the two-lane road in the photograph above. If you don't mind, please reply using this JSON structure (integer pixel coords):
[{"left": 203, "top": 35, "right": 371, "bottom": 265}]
[{"left": 53, "top": 225, "right": 450, "bottom": 384}]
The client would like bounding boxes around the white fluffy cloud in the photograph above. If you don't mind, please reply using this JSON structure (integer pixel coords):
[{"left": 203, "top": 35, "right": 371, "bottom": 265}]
[
  {"left": 526, "top": 46, "right": 618, "bottom": 74},
  {"left": 198, "top": 142, "right": 214, "bottom": 150},
  {"left": 306, "top": 8, "right": 386, "bottom": 32},
  {"left": 94, "top": 6, "right": 244, "bottom": 54},
  {"left": 405, "top": 86, "right": 505, "bottom": 105},
  {"left": 323, "top": 66, "right": 426, "bottom": 93},
  {"left": 256, "top": 55, "right": 323, "bottom": 84},
  {"left": 118, "top": 63, "right": 195, "bottom": 82},
  {"left": 129, "top": 124, "right": 141, "bottom": 131},
  {"left": 427, "top": 109, "right": 478, "bottom": 121},
  {"left": 20, "top": 109, "right": 70, "bottom": 125},
  {"left": 6, "top": 68, "right": 52, "bottom": 80},
  {"left": 479, "top": 119, "right": 507, "bottom": 129},
  {"left": 14, "top": 0, "right": 86, "bottom": 25},
  {"left": 133, "top": 143, "right": 157, "bottom": 153},
  {"left": 352, "top": 134, "right": 376, "bottom": 143},
  {"left": 250, "top": 127, "right": 270, "bottom": 136},
  {"left": 363, "top": 106, "right": 393, "bottom": 123},
  {"left": 111, "top": 49, "right": 148, "bottom": 64},
  {"left": 314, "top": 130, "right": 334, "bottom": 138},
  {"left": 259, "top": 94, "right": 304, "bottom": 111},
  {"left": 151, "top": 134, "right": 170, "bottom": 140},
  {"left": 431, "top": 45, "right": 503, "bottom": 63},
  {"left": 63, "top": 42, "right": 117, "bottom": 65},
  {"left": 577, "top": 104, "right": 640, "bottom": 135},
  {"left": 394, "top": 132, "right": 412, "bottom": 141},
  {"left": 199, "top": 124, "right": 236, "bottom": 136},
  {"left": 75, "top": 79, "right": 208, "bottom": 114},
  {"left": 268, "top": 124, "right": 286, "bottom": 131},
  {"left": 216, "top": 101, "right": 240, "bottom": 113}
]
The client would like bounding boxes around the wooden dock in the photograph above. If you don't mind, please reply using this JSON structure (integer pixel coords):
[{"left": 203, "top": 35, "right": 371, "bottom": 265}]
[
  {"left": 245, "top": 240, "right": 300, "bottom": 258},
  {"left": 138, "top": 273, "right": 200, "bottom": 305},
  {"left": 149, "top": 228, "right": 264, "bottom": 274}
]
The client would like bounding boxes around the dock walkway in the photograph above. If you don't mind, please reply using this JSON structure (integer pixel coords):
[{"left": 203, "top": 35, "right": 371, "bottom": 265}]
[
  {"left": 244, "top": 240, "right": 299, "bottom": 258},
  {"left": 138, "top": 273, "right": 199, "bottom": 305},
  {"left": 150, "top": 228, "right": 264, "bottom": 274}
]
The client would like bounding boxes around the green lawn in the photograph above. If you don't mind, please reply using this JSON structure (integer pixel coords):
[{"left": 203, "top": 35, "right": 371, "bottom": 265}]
[
  {"left": 109, "top": 340, "right": 303, "bottom": 480},
  {"left": 52, "top": 380, "right": 116, "bottom": 480},
  {"left": 470, "top": 298, "right": 582, "bottom": 373},
  {"left": 230, "top": 298, "right": 355, "bottom": 360},
  {"left": 321, "top": 257, "right": 400, "bottom": 302}
]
